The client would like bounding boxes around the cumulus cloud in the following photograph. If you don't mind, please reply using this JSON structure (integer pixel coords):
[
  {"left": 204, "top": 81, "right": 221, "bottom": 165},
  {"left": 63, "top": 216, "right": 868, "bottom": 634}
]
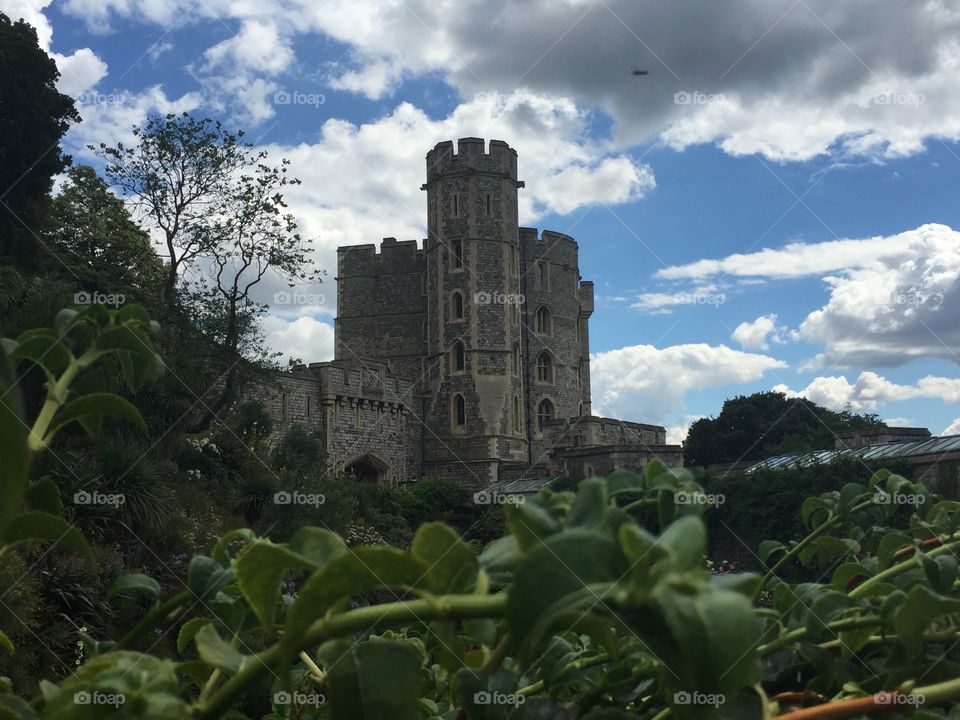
[
  {"left": 590, "top": 343, "right": 787, "bottom": 425},
  {"left": 943, "top": 419, "right": 960, "bottom": 436},
  {"left": 774, "top": 371, "right": 960, "bottom": 412},
  {"left": 261, "top": 315, "right": 335, "bottom": 365},
  {"left": 732, "top": 314, "right": 787, "bottom": 350},
  {"left": 48, "top": 0, "right": 960, "bottom": 162},
  {"left": 656, "top": 224, "right": 960, "bottom": 368}
]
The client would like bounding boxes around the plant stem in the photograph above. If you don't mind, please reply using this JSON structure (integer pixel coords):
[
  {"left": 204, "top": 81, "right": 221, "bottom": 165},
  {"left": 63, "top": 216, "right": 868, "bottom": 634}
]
[
  {"left": 849, "top": 538, "right": 960, "bottom": 598},
  {"left": 773, "top": 675, "right": 960, "bottom": 719},
  {"left": 756, "top": 616, "right": 882, "bottom": 656},
  {"left": 115, "top": 590, "right": 191, "bottom": 650},
  {"left": 196, "top": 593, "right": 508, "bottom": 719}
]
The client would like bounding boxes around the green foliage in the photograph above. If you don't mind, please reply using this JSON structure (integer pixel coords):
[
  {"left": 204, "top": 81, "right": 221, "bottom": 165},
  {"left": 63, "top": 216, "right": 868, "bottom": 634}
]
[
  {"left": 683, "top": 390, "right": 885, "bottom": 466},
  {"left": 0, "top": 12, "right": 79, "bottom": 269}
]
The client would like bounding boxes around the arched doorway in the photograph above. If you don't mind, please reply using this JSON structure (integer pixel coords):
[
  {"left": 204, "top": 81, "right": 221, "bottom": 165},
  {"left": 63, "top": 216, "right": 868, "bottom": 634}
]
[{"left": 344, "top": 453, "right": 391, "bottom": 485}]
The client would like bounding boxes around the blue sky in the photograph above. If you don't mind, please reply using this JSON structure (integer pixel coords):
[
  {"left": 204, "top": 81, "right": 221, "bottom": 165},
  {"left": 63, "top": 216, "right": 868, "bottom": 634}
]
[{"left": 9, "top": 0, "right": 960, "bottom": 442}]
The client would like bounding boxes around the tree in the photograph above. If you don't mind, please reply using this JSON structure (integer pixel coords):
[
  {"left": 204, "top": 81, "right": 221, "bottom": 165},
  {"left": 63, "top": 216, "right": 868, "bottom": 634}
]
[
  {"left": 683, "top": 390, "right": 884, "bottom": 466},
  {"left": 45, "top": 165, "right": 164, "bottom": 303},
  {"left": 0, "top": 13, "right": 79, "bottom": 269},
  {"left": 94, "top": 114, "right": 250, "bottom": 308}
]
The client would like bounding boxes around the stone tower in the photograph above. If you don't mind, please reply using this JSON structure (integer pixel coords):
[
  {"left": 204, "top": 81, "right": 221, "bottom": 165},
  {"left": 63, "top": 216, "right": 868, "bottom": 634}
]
[{"left": 420, "top": 138, "right": 528, "bottom": 486}]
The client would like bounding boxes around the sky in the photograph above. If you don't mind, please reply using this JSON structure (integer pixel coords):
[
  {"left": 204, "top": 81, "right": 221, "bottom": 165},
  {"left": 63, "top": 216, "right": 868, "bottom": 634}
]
[{"left": 6, "top": 0, "right": 960, "bottom": 444}]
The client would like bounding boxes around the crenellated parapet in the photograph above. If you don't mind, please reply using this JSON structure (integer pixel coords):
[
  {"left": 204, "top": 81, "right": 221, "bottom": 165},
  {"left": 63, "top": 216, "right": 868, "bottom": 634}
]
[
  {"left": 424, "top": 138, "right": 523, "bottom": 187},
  {"left": 337, "top": 237, "right": 425, "bottom": 278}
]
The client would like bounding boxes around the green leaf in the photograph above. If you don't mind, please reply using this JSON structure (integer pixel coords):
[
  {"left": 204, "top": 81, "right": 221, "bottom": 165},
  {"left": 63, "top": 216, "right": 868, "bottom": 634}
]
[
  {"left": 10, "top": 328, "right": 72, "bottom": 379},
  {"left": 618, "top": 524, "right": 668, "bottom": 583},
  {"left": 106, "top": 573, "right": 161, "bottom": 601},
  {"left": 47, "top": 392, "right": 145, "bottom": 438},
  {"left": 505, "top": 498, "right": 560, "bottom": 550},
  {"left": 759, "top": 540, "right": 787, "bottom": 566},
  {"left": 0, "top": 630, "right": 13, "bottom": 655},
  {"left": 0, "top": 694, "right": 39, "bottom": 719},
  {"left": 187, "top": 555, "right": 234, "bottom": 604},
  {"left": 0, "top": 342, "right": 29, "bottom": 526},
  {"left": 894, "top": 585, "right": 960, "bottom": 657},
  {"left": 658, "top": 515, "right": 706, "bottom": 572},
  {"left": 236, "top": 540, "right": 314, "bottom": 628},
  {"left": 176, "top": 618, "right": 210, "bottom": 654},
  {"left": 22, "top": 478, "right": 61, "bottom": 515},
  {"left": 565, "top": 477, "right": 608, "bottom": 529},
  {"left": 195, "top": 624, "right": 245, "bottom": 674},
  {"left": 1, "top": 511, "right": 93, "bottom": 567},
  {"left": 877, "top": 532, "right": 913, "bottom": 567},
  {"left": 411, "top": 522, "right": 478, "bottom": 594},
  {"left": 324, "top": 639, "right": 423, "bottom": 720},
  {"left": 288, "top": 526, "right": 348, "bottom": 568},
  {"left": 507, "top": 529, "right": 627, "bottom": 659},
  {"left": 285, "top": 547, "right": 429, "bottom": 641},
  {"left": 801, "top": 497, "right": 831, "bottom": 529}
]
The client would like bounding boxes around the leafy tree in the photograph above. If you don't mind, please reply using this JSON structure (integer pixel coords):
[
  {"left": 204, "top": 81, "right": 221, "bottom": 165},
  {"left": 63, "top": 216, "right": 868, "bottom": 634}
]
[
  {"left": 684, "top": 391, "right": 884, "bottom": 466},
  {"left": 45, "top": 165, "right": 164, "bottom": 303},
  {"left": 0, "top": 12, "right": 79, "bottom": 269}
]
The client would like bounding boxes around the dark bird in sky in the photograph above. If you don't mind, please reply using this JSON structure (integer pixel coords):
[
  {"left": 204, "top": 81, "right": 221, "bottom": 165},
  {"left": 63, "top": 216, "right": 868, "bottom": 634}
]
[{"left": 632, "top": 70, "right": 649, "bottom": 76}]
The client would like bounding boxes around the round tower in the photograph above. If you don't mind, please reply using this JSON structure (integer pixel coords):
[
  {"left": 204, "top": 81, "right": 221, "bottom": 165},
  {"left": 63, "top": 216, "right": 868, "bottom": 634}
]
[{"left": 421, "top": 138, "right": 528, "bottom": 488}]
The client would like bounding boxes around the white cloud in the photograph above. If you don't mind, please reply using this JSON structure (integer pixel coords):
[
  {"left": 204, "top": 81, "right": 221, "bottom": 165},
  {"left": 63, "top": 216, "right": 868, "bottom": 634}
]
[
  {"left": 49, "top": 0, "right": 960, "bottom": 162},
  {"left": 732, "top": 314, "right": 787, "bottom": 350},
  {"left": 1, "top": 0, "right": 108, "bottom": 96},
  {"left": 590, "top": 343, "right": 787, "bottom": 425},
  {"left": 882, "top": 417, "right": 913, "bottom": 427},
  {"left": 665, "top": 415, "right": 705, "bottom": 445},
  {"left": 943, "top": 418, "right": 960, "bottom": 436},
  {"left": 261, "top": 315, "right": 335, "bottom": 365},
  {"left": 774, "top": 371, "right": 960, "bottom": 412}
]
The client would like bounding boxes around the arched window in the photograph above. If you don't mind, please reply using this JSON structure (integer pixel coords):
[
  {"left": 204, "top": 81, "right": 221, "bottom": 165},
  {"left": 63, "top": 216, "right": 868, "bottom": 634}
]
[
  {"left": 578, "top": 401, "right": 584, "bottom": 417},
  {"left": 452, "top": 291, "right": 464, "bottom": 320},
  {"left": 452, "top": 341, "right": 466, "bottom": 373},
  {"left": 452, "top": 394, "right": 466, "bottom": 429},
  {"left": 511, "top": 342, "right": 521, "bottom": 376},
  {"left": 537, "top": 399, "right": 554, "bottom": 431},
  {"left": 535, "top": 306, "right": 552, "bottom": 335},
  {"left": 513, "top": 395, "right": 522, "bottom": 433},
  {"left": 536, "top": 352, "right": 553, "bottom": 384}
]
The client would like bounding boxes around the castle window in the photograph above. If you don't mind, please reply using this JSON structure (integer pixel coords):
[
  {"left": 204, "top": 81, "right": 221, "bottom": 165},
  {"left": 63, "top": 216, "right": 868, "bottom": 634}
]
[
  {"left": 578, "top": 401, "right": 584, "bottom": 417},
  {"left": 535, "top": 306, "right": 552, "bottom": 335},
  {"left": 512, "top": 342, "right": 521, "bottom": 376},
  {"left": 452, "top": 340, "right": 466, "bottom": 373},
  {"left": 453, "top": 193, "right": 459, "bottom": 217},
  {"left": 536, "top": 352, "right": 553, "bottom": 384},
  {"left": 354, "top": 402, "right": 361, "bottom": 429},
  {"left": 537, "top": 261, "right": 550, "bottom": 290},
  {"left": 281, "top": 393, "right": 288, "bottom": 419},
  {"left": 453, "top": 393, "right": 466, "bottom": 430},
  {"left": 306, "top": 396, "right": 312, "bottom": 420},
  {"left": 452, "top": 291, "right": 464, "bottom": 320},
  {"left": 537, "top": 399, "right": 555, "bottom": 431},
  {"left": 485, "top": 193, "right": 492, "bottom": 216},
  {"left": 451, "top": 239, "right": 463, "bottom": 269},
  {"left": 513, "top": 395, "right": 522, "bottom": 433}
]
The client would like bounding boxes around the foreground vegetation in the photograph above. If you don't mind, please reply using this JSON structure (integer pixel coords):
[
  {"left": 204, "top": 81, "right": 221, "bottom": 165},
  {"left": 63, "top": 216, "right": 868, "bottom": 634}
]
[{"left": 4, "top": 305, "right": 960, "bottom": 720}]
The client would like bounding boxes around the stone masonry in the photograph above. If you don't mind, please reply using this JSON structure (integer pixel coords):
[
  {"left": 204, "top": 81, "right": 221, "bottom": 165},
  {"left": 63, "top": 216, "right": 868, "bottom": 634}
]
[{"left": 261, "top": 139, "right": 683, "bottom": 489}]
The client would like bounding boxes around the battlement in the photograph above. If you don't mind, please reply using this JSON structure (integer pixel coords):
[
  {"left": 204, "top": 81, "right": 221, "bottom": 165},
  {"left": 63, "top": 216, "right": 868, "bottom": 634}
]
[
  {"left": 518, "top": 227, "right": 579, "bottom": 250},
  {"left": 425, "top": 138, "right": 521, "bottom": 185},
  {"left": 337, "top": 238, "right": 426, "bottom": 277}
]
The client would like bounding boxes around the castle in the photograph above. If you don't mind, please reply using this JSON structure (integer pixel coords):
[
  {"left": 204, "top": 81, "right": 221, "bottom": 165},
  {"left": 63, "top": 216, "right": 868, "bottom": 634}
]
[{"left": 263, "top": 139, "right": 682, "bottom": 489}]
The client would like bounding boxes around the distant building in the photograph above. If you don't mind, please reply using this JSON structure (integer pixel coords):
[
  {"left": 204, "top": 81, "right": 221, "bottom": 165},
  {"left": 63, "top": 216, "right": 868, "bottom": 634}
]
[
  {"left": 258, "top": 138, "right": 682, "bottom": 488},
  {"left": 834, "top": 426, "right": 931, "bottom": 449}
]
